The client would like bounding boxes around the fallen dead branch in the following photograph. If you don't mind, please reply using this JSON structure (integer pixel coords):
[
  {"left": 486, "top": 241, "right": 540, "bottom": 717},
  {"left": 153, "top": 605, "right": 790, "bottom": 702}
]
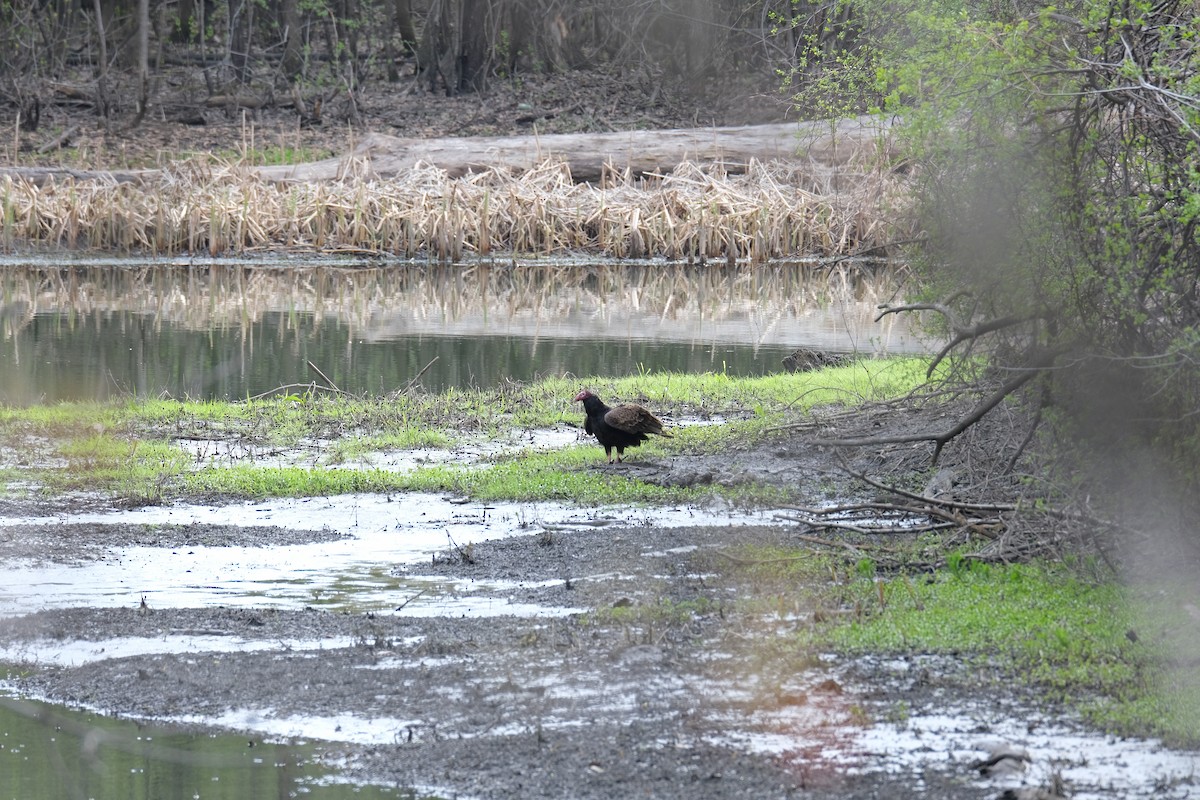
[
  {"left": 307, "top": 360, "right": 340, "bottom": 392},
  {"left": 812, "top": 351, "right": 1056, "bottom": 464},
  {"left": 392, "top": 356, "right": 439, "bottom": 397},
  {"left": 776, "top": 447, "right": 1137, "bottom": 567},
  {"left": 248, "top": 381, "right": 347, "bottom": 400}
]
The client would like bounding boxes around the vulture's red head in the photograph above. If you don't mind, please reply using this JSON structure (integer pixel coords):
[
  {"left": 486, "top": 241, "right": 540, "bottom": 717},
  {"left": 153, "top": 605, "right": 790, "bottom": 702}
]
[{"left": 573, "top": 389, "right": 595, "bottom": 403}]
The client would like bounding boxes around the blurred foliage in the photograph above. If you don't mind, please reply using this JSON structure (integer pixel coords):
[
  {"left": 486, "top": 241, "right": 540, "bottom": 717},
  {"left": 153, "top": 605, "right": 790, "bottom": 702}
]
[{"left": 784, "top": 0, "right": 1200, "bottom": 546}]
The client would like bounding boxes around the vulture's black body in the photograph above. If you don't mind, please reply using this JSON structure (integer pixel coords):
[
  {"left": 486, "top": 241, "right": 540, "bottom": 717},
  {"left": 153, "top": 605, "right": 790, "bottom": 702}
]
[{"left": 574, "top": 389, "right": 669, "bottom": 463}]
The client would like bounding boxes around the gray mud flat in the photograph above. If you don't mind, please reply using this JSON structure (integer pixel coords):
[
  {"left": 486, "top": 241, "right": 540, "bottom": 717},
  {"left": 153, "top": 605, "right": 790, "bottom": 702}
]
[{"left": 3, "top": 514, "right": 1196, "bottom": 800}]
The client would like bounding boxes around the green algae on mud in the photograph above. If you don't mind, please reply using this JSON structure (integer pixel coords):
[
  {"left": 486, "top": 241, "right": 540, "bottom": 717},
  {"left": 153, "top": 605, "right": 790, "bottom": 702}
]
[{"left": 0, "top": 358, "right": 930, "bottom": 505}]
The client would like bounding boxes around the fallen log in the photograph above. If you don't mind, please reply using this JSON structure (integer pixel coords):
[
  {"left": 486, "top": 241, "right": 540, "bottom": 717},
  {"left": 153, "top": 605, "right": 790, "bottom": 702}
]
[
  {"left": 0, "top": 115, "right": 892, "bottom": 187},
  {"left": 0, "top": 165, "right": 154, "bottom": 185},
  {"left": 253, "top": 115, "right": 893, "bottom": 183}
]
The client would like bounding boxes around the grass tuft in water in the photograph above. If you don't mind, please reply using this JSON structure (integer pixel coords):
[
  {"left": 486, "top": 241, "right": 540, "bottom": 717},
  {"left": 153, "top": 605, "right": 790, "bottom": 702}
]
[{"left": 53, "top": 434, "right": 190, "bottom": 503}]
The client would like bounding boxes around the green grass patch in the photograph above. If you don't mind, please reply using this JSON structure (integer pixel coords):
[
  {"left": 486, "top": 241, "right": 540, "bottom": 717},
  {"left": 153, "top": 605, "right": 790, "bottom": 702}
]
[
  {"left": 709, "top": 541, "right": 1200, "bottom": 745},
  {"left": 325, "top": 428, "right": 455, "bottom": 463},
  {"left": 543, "top": 357, "right": 932, "bottom": 412},
  {"left": 0, "top": 402, "right": 127, "bottom": 436},
  {"left": 184, "top": 447, "right": 700, "bottom": 504},
  {"left": 0, "top": 358, "right": 931, "bottom": 504},
  {"left": 51, "top": 434, "right": 190, "bottom": 503},
  {"left": 185, "top": 466, "right": 408, "bottom": 498},
  {"left": 755, "top": 551, "right": 1200, "bottom": 746},
  {"left": 832, "top": 561, "right": 1136, "bottom": 683}
]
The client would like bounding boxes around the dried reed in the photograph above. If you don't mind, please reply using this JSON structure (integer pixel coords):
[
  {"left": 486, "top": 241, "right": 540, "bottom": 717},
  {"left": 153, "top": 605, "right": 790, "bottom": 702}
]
[{"left": 0, "top": 157, "right": 911, "bottom": 260}]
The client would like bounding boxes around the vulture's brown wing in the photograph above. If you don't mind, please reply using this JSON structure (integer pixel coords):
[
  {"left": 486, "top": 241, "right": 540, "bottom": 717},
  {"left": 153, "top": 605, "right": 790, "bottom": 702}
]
[{"left": 604, "top": 404, "right": 668, "bottom": 436}]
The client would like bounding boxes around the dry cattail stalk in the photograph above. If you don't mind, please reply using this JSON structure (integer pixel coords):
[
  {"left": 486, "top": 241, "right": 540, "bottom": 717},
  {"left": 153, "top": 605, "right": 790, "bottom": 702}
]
[{"left": 0, "top": 157, "right": 912, "bottom": 260}]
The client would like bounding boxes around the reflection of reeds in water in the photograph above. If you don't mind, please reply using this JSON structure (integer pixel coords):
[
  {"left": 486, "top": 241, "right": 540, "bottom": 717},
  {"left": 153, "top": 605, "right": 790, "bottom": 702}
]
[
  {"left": 0, "top": 158, "right": 908, "bottom": 260},
  {"left": 0, "top": 261, "right": 907, "bottom": 335}
]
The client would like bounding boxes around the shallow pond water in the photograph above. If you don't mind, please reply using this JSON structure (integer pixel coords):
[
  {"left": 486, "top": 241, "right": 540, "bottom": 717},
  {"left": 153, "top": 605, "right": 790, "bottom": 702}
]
[
  {"left": 1, "top": 494, "right": 1197, "bottom": 798},
  {"left": 0, "top": 697, "right": 403, "bottom": 800},
  {"left": 0, "top": 257, "right": 924, "bottom": 403},
  {"left": 0, "top": 256, "right": 1191, "bottom": 797},
  {"left": 0, "top": 493, "right": 773, "bottom": 618}
]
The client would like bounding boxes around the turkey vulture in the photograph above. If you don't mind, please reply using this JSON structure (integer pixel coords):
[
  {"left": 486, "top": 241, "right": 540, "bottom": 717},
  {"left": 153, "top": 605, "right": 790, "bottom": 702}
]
[{"left": 574, "top": 389, "right": 670, "bottom": 463}]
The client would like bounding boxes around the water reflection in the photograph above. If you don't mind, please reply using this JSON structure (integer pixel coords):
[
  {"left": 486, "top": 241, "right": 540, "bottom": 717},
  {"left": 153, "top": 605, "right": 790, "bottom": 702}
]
[
  {"left": 0, "top": 698, "right": 403, "bottom": 800},
  {"left": 0, "top": 259, "right": 923, "bottom": 403}
]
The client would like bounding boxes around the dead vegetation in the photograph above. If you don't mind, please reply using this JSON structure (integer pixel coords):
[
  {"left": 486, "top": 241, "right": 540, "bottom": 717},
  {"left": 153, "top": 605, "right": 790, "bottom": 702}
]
[
  {"left": 773, "top": 385, "right": 1132, "bottom": 568},
  {"left": 0, "top": 154, "right": 907, "bottom": 260}
]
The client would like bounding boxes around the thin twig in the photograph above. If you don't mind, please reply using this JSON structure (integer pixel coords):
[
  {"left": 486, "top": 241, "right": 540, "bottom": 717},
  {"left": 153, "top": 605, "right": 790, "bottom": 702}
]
[
  {"left": 778, "top": 513, "right": 959, "bottom": 535},
  {"left": 397, "top": 356, "right": 439, "bottom": 396},
  {"left": 833, "top": 454, "right": 1020, "bottom": 511},
  {"left": 395, "top": 588, "right": 428, "bottom": 612},
  {"left": 307, "top": 360, "right": 340, "bottom": 392},
  {"left": 812, "top": 360, "right": 1050, "bottom": 464}
]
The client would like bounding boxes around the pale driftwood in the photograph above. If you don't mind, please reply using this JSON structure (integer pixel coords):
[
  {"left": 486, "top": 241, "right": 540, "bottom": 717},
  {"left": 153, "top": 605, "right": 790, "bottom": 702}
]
[
  {"left": 0, "top": 116, "right": 891, "bottom": 187},
  {"left": 204, "top": 94, "right": 269, "bottom": 109},
  {"left": 0, "top": 165, "right": 154, "bottom": 185},
  {"left": 252, "top": 115, "right": 892, "bottom": 183}
]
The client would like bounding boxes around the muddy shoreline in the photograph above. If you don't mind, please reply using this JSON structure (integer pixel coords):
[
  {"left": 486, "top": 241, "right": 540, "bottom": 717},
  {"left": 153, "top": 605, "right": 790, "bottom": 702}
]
[
  {"left": 4, "top": 516, "right": 1195, "bottom": 798},
  {"left": 3, "top": 521, "right": 1001, "bottom": 799},
  {"left": 1, "top": 405, "right": 1197, "bottom": 799}
]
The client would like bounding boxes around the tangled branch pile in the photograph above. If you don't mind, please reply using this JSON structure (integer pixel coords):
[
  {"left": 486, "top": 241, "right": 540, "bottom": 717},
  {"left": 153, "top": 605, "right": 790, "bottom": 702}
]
[{"left": 798, "top": 0, "right": 1200, "bottom": 561}]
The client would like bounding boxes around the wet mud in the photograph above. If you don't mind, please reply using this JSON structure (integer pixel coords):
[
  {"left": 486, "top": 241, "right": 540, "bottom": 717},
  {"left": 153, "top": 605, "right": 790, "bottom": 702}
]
[
  {"left": 3, "top": 516, "right": 1196, "bottom": 798},
  {"left": 1, "top": 407, "right": 1196, "bottom": 799}
]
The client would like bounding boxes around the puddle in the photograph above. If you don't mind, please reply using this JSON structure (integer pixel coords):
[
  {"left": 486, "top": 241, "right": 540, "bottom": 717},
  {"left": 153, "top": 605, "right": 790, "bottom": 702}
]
[
  {"left": 107, "top": 636, "right": 1197, "bottom": 799},
  {"left": 710, "top": 656, "right": 1200, "bottom": 799},
  {"left": 3, "top": 492, "right": 1194, "bottom": 797},
  {"left": 838, "top": 710, "right": 1199, "bottom": 798},
  {"left": 0, "top": 493, "right": 771, "bottom": 618},
  {"left": 0, "top": 697, "right": 406, "bottom": 800},
  {"left": 176, "top": 709, "right": 430, "bottom": 747},
  {"left": 0, "top": 635, "right": 367, "bottom": 668},
  {"left": 174, "top": 428, "right": 581, "bottom": 472}
]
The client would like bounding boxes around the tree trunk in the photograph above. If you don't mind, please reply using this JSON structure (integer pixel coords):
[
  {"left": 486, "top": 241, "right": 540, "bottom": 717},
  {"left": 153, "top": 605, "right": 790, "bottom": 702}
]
[
  {"left": 173, "top": 0, "right": 197, "bottom": 43},
  {"left": 280, "top": 0, "right": 304, "bottom": 79},
  {"left": 382, "top": 0, "right": 418, "bottom": 82},
  {"left": 459, "top": 0, "right": 491, "bottom": 93},
  {"left": 419, "top": 0, "right": 498, "bottom": 95},
  {"left": 131, "top": 0, "right": 150, "bottom": 127},
  {"left": 0, "top": 118, "right": 893, "bottom": 187},
  {"left": 228, "top": 0, "right": 251, "bottom": 82},
  {"left": 91, "top": 0, "right": 111, "bottom": 120},
  {"left": 394, "top": 0, "right": 417, "bottom": 55}
]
